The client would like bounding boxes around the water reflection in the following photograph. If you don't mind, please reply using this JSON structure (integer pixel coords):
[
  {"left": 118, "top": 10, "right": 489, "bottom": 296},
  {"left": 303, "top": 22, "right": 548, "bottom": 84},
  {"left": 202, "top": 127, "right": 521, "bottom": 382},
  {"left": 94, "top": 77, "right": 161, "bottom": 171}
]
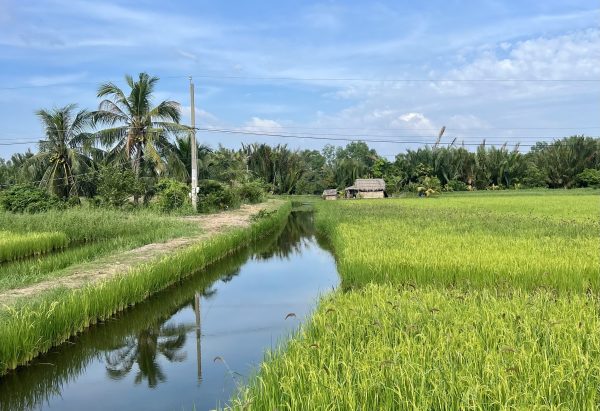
[
  {"left": 105, "top": 322, "right": 192, "bottom": 387},
  {"left": 0, "top": 210, "right": 338, "bottom": 411}
]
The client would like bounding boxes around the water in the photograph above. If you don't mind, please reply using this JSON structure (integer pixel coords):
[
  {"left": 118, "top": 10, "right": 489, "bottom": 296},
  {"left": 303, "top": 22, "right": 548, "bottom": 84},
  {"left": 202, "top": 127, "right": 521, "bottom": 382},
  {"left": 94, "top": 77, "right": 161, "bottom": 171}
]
[{"left": 0, "top": 210, "right": 339, "bottom": 411}]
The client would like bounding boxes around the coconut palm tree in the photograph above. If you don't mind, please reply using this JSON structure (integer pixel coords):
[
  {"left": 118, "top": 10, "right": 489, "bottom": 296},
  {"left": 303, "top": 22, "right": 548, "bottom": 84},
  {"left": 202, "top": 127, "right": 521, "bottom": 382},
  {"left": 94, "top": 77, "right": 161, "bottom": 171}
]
[
  {"left": 92, "top": 73, "right": 187, "bottom": 181},
  {"left": 25, "top": 104, "right": 95, "bottom": 198}
]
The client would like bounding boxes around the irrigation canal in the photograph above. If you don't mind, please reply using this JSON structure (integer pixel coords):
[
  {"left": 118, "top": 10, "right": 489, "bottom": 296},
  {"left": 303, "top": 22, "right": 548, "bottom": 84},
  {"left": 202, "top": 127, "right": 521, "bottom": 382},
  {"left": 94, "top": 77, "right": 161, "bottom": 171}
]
[{"left": 0, "top": 209, "right": 339, "bottom": 411}]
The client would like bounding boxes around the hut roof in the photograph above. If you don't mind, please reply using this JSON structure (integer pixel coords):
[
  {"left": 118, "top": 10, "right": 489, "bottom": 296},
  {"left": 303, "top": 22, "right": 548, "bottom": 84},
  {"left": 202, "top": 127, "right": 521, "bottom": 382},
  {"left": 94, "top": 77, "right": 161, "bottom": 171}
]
[
  {"left": 322, "top": 189, "right": 337, "bottom": 196},
  {"left": 353, "top": 178, "right": 385, "bottom": 191}
]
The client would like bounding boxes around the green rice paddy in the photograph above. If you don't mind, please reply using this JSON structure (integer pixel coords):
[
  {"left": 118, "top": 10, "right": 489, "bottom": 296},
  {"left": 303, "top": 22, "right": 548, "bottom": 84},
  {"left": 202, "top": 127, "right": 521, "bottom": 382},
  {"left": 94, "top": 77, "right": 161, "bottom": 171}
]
[
  {"left": 0, "top": 231, "right": 68, "bottom": 262},
  {"left": 230, "top": 191, "right": 600, "bottom": 410}
]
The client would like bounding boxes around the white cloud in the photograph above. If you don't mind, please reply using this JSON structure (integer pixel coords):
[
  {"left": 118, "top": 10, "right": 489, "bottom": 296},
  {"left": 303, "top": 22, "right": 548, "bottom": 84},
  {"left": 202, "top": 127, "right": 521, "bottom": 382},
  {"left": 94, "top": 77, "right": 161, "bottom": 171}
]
[{"left": 243, "top": 117, "right": 283, "bottom": 131}]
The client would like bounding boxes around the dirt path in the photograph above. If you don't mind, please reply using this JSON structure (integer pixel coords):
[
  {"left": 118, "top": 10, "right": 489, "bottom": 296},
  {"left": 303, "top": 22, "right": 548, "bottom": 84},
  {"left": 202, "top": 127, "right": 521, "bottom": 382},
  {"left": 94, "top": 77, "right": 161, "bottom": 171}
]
[{"left": 0, "top": 201, "right": 280, "bottom": 306}]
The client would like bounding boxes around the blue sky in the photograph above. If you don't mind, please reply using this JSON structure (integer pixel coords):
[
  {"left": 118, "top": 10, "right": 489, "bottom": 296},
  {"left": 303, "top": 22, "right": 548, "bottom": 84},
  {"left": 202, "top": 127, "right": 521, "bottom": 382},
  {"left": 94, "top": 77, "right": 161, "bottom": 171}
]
[{"left": 0, "top": 0, "right": 599, "bottom": 159}]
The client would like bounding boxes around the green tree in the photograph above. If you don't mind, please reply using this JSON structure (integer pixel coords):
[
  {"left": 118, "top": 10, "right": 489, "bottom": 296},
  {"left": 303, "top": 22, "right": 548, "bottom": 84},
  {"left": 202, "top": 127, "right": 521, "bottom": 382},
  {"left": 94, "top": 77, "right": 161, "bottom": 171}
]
[
  {"left": 25, "top": 105, "right": 95, "bottom": 198},
  {"left": 92, "top": 73, "right": 187, "bottom": 188}
]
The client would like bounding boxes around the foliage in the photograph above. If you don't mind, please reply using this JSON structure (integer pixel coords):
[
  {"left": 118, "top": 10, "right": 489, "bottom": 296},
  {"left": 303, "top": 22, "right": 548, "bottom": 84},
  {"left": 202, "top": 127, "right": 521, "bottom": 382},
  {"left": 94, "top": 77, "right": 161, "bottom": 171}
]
[
  {"left": 96, "top": 164, "right": 143, "bottom": 207},
  {"left": 575, "top": 168, "right": 600, "bottom": 188},
  {"left": 24, "top": 105, "right": 97, "bottom": 198},
  {"left": 0, "top": 184, "right": 63, "bottom": 213},
  {"left": 154, "top": 178, "right": 190, "bottom": 212},
  {"left": 236, "top": 180, "right": 266, "bottom": 204},
  {"left": 196, "top": 179, "right": 241, "bottom": 213},
  {"left": 444, "top": 179, "right": 468, "bottom": 191},
  {"left": 92, "top": 73, "right": 188, "bottom": 200}
]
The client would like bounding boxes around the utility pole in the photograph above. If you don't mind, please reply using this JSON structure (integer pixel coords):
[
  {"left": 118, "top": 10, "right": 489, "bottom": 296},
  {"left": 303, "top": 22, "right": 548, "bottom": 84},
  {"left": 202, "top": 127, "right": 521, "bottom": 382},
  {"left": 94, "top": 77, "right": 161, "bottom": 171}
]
[{"left": 189, "top": 77, "right": 198, "bottom": 210}]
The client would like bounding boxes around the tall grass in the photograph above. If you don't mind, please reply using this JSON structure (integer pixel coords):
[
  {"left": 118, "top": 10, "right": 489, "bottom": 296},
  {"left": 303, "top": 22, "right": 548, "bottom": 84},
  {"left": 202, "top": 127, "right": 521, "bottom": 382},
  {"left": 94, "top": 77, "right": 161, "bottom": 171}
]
[
  {"left": 231, "top": 285, "right": 600, "bottom": 410},
  {"left": 0, "top": 231, "right": 68, "bottom": 262},
  {"left": 0, "top": 201, "right": 291, "bottom": 375}
]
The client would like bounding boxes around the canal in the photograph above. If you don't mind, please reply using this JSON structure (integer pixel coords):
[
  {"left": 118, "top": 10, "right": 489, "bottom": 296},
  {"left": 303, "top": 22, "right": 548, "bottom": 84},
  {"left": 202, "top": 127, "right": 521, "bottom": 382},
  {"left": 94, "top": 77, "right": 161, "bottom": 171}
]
[{"left": 0, "top": 209, "right": 339, "bottom": 411}]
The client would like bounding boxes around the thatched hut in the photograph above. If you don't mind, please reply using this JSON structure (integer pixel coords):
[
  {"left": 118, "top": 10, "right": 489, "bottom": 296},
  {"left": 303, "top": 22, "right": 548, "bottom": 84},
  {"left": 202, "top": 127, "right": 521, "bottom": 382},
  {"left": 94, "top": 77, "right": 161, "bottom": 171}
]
[
  {"left": 322, "top": 189, "right": 338, "bottom": 200},
  {"left": 345, "top": 179, "right": 386, "bottom": 198}
]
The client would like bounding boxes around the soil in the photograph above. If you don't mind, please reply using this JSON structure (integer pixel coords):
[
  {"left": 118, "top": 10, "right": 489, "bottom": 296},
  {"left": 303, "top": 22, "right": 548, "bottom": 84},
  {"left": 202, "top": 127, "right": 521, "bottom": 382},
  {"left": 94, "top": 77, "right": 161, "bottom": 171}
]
[{"left": 0, "top": 201, "right": 279, "bottom": 306}]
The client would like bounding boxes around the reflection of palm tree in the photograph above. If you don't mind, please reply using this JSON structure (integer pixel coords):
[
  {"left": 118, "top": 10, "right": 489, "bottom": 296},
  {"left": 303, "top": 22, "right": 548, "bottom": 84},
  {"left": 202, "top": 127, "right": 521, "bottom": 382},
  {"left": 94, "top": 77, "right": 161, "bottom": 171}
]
[{"left": 105, "top": 323, "right": 192, "bottom": 388}]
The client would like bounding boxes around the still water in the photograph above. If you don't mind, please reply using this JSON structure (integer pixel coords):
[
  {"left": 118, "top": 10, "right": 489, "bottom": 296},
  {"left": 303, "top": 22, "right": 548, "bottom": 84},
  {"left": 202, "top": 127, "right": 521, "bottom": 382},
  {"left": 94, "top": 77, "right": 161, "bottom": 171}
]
[{"left": 0, "top": 210, "right": 339, "bottom": 411}]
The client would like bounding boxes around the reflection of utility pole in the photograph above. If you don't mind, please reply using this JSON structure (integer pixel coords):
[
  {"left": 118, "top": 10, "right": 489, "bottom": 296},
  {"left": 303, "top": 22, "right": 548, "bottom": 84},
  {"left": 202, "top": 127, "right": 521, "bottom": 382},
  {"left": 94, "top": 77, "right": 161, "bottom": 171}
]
[{"left": 194, "top": 292, "right": 202, "bottom": 381}]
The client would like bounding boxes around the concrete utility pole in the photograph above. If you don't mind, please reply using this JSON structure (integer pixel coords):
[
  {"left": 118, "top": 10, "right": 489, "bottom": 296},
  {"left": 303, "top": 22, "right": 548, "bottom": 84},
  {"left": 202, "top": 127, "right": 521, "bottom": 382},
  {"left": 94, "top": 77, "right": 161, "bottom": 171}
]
[{"left": 189, "top": 77, "right": 198, "bottom": 210}]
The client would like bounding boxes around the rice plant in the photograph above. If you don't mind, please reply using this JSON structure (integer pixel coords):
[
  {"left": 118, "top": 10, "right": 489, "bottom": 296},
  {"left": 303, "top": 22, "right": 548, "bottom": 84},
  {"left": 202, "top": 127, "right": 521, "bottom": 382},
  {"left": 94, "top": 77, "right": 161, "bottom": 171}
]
[
  {"left": 315, "top": 193, "right": 599, "bottom": 292},
  {"left": 230, "top": 285, "right": 600, "bottom": 410},
  {"left": 0, "top": 231, "right": 68, "bottom": 262}
]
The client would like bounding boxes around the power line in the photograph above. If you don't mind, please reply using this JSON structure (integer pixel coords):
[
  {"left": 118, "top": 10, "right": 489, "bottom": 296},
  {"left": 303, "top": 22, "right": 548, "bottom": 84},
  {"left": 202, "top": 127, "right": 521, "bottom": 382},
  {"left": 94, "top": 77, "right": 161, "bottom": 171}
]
[
  {"left": 1, "top": 74, "right": 600, "bottom": 90},
  {"left": 196, "top": 127, "right": 593, "bottom": 148}
]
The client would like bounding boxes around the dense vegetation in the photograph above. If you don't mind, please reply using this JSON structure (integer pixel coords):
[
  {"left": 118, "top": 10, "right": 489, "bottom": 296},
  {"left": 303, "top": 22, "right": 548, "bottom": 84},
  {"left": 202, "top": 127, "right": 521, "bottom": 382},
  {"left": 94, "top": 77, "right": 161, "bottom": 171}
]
[
  {"left": 230, "top": 192, "right": 600, "bottom": 410},
  {"left": 0, "top": 73, "right": 598, "bottom": 214}
]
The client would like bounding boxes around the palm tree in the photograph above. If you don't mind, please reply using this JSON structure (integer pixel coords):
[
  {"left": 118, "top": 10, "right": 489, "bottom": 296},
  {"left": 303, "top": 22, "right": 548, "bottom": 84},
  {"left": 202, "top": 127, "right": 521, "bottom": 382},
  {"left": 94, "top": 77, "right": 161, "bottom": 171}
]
[
  {"left": 25, "top": 104, "right": 95, "bottom": 198},
  {"left": 171, "top": 136, "right": 212, "bottom": 182},
  {"left": 92, "top": 73, "right": 187, "bottom": 180}
]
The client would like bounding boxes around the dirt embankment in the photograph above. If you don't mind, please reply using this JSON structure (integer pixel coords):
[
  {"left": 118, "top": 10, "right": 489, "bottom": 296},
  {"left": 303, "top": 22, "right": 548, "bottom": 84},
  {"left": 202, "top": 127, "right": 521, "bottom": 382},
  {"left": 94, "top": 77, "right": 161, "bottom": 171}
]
[{"left": 0, "top": 201, "right": 280, "bottom": 306}]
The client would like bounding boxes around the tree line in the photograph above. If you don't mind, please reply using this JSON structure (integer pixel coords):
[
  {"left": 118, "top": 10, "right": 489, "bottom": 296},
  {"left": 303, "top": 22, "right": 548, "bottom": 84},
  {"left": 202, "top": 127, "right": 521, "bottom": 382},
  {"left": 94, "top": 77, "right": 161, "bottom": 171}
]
[{"left": 1, "top": 73, "right": 599, "bottom": 211}]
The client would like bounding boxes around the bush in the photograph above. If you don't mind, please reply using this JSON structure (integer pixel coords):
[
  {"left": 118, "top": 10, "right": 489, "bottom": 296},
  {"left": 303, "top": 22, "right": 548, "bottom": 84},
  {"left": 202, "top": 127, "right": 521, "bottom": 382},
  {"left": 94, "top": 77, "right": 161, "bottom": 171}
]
[
  {"left": 155, "top": 178, "right": 190, "bottom": 212},
  {"left": 0, "top": 184, "right": 63, "bottom": 213},
  {"left": 197, "top": 180, "right": 241, "bottom": 213},
  {"left": 237, "top": 180, "right": 266, "bottom": 204},
  {"left": 444, "top": 180, "right": 468, "bottom": 192},
  {"left": 96, "top": 165, "right": 143, "bottom": 207},
  {"left": 575, "top": 168, "right": 600, "bottom": 188}
]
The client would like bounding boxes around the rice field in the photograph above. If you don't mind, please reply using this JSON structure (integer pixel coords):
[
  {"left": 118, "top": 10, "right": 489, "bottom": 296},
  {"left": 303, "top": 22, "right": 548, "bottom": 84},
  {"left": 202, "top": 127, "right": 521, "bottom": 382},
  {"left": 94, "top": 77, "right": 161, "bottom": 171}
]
[
  {"left": 0, "top": 209, "right": 199, "bottom": 291},
  {"left": 315, "top": 193, "right": 599, "bottom": 292},
  {"left": 232, "top": 285, "right": 600, "bottom": 410},
  {"left": 230, "top": 191, "right": 600, "bottom": 410},
  {"left": 0, "top": 231, "right": 68, "bottom": 262}
]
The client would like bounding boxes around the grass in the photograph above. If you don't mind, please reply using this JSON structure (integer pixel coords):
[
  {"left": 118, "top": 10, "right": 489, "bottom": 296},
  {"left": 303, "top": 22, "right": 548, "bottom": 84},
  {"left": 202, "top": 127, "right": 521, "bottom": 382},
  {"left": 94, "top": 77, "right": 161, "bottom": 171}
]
[
  {"left": 0, "top": 200, "right": 291, "bottom": 375},
  {"left": 0, "top": 231, "right": 68, "bottom": 262},
  {"left": 0, "top": 208, "right": 200, "bottom": 291},
  {"left": 229, "top": 190, "right": 600, "bottom": 410}
]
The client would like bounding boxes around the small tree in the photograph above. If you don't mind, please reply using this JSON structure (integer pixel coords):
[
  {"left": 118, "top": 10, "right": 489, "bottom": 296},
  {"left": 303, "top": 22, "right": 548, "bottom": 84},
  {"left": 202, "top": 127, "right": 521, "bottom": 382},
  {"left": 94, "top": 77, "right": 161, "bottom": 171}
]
[{"left": 96, "top": 165, "right": 143, "bottom": 207}]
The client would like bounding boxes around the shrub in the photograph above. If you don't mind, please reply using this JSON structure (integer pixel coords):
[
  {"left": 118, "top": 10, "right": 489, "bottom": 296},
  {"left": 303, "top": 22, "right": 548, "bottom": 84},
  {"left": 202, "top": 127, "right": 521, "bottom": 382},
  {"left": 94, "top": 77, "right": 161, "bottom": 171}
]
[
  {"left": 444, "top": 180, "right": 468, "bottom": 192},
  {"left": 0, "top": 184, "right": 62, "bottom": 213},
  {"left": 96, "top": 165, "right": 143, "bottom": 207},
  {"left": 575, "top": 168, "right": 600, "bottom": 188},
  {"left": 237, "top": 180, "right": 266, "bottom": 204},
  {"left": 155, "top": 178, "right": 190, "bottom": 212},
  {"left": 197, "top": 180, "right": 241, "bottom": 213}
]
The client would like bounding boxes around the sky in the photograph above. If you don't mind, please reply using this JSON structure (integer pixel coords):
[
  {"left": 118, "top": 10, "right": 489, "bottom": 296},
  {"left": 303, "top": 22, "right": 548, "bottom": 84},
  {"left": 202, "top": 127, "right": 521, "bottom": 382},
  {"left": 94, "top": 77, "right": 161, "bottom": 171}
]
[{"left": 0, "top": 0, "right": 599, "bottom": 159}]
